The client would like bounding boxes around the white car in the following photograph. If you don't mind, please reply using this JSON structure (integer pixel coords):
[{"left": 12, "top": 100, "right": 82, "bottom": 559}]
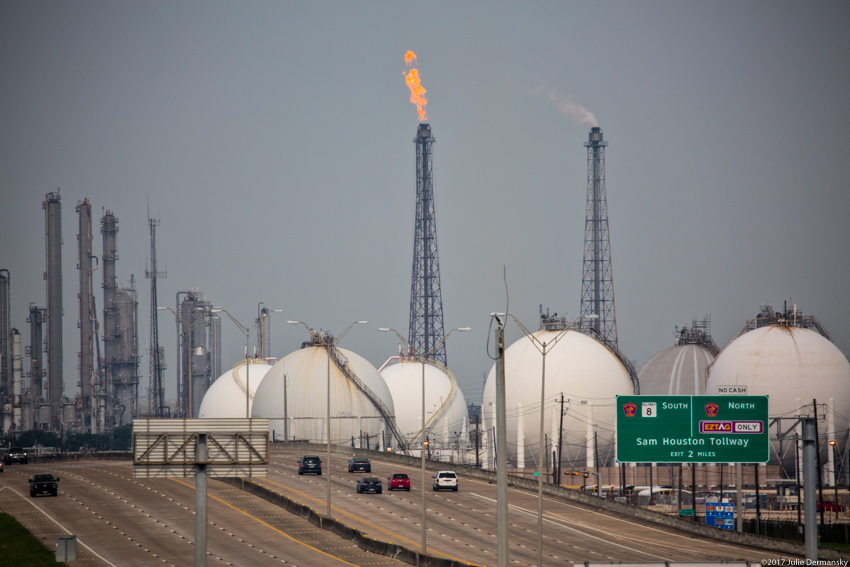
[{"left": 432, "top": 470, "right": 458, "bottom": 491}]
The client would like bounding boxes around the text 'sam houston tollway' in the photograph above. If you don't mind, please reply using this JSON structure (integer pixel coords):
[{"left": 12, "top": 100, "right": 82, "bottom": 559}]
[{"left": 616, "top": 395, "right": 769, "bottom": 463}]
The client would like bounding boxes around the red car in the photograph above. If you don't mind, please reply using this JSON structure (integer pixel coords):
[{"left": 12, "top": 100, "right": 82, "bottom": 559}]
[
  {"left": 817, "top": 501, "right": 845, "bottom": 512},
  {"left": 387, "top": 473, "right": 410, "bottom": 491}
]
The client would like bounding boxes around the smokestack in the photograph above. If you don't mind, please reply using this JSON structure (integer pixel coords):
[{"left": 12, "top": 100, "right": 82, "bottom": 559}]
[{"left": 44, "top": 191, "right": 63, "bottom": 430}]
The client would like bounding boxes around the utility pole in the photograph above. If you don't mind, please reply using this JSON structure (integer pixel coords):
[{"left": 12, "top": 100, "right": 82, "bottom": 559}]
[
  {"left": 493, "top": 314, "right": 509, "bottom": 567},
  {"left": 557, "top": 394, "right": 565, "bottom": 486}
]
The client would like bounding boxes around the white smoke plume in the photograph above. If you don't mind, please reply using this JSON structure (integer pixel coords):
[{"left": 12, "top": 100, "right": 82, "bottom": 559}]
[{"left": 531, "top": 85, "right": 598, "bottom": 127}]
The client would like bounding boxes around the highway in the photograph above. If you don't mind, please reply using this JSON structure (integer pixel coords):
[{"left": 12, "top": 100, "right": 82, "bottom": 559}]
[{"left": 0, "top": 446, "right": 789, "bottom": 566}]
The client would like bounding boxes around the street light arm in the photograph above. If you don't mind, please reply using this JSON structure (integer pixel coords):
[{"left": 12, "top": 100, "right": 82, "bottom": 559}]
[
  {"left": 336, "top": 321, "right": 368, "bottom": 343},
  {"left": 508, "top": 313, "right": 598, "bottom": 353},
  {"left": 287, "top": 320, "right": 316, "bottom": 339},
  {"left": 158, "top": 306, "right": 208, "bottom": 332},
  {"left": 380, "top": 326, "right": 469, "bottom": 361},
  {"left": 425, "top": 327, "right": 470, "bottom": 359},
  {"left": 214, "top": 307, "right": 258, "bottom": 337},
  {"left": 378, "top": 327, "right": 411, "bottom": 352}
]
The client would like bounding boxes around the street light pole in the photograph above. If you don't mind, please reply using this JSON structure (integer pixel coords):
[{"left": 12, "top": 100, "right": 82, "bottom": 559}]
[
  {"left": 507, "top": 312, "right": 597, "bottom": 567},
  {"left": 256, "top": 303, "right": 283, "bottom": 359},
  {"left": 378, "top": 325, "right": 469, "bottom": 556},
  {"left": 289, "top": 320, "right": 367, "bottom": 519},
  {"left": 212, "top": 308, "right": 259, "bottom": 418}
]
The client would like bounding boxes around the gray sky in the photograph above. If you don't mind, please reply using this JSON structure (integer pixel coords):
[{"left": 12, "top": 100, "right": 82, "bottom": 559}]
[{"left": 2, "top": 1, "right": 849, "bottom": 407}]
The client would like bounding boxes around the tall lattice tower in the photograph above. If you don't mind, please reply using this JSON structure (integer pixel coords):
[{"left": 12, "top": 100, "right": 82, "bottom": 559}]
[
  {"left": 408, "top": 123, "right": 447, "bottom": 365},
  {"left": 578, "top": 127, "right": 618, "bottom": 347},
  {"left": 146, "top": 214, "right": 167, "bottom": 417}
]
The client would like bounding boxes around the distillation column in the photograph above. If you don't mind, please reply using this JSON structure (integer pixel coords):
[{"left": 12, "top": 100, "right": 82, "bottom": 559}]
[
  {"left": 27, "top": 304, "right": 46, "bottom": 429},
  {"left": 0, "top": 269, "right": 10, "bottom": 434},
  {"left": 44, "top": 192, "right": 64, "bottom": 430},
  {"left": 101, "top": 211, "right": 140, "bottom": 427},
  {"left": 77, "top": 199, "right": 95, "bottom": 432}
]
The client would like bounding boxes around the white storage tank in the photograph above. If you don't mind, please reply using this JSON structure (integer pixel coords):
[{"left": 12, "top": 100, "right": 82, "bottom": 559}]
[
  {"left": 198, "top": 358, "right": 276, "bottom": 418},
  {"left": 706, "top": 324, "right": 850, "bottom": 479},
  {"left": 379, "top": 358, "right": 469, "bottom": 454},
  {"left": 482, "top": 329, "right": 634, "bottom": 470},
  {"left": 638, "top": 344, "right": 716, "bottom": 395},
  {"left": 253, "top": 345, "right": 396, "bottom": 448}
]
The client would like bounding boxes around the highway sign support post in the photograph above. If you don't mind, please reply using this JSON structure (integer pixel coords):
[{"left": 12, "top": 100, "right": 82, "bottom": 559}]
[
  {"left": 195, "top": 433, "right": 207, "bottom": 567},
  {"left": 133, "top": 418, "right": 269, "bottom": 567}
]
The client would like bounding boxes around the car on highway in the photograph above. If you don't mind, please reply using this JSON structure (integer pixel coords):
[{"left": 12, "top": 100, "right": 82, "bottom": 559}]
[
  {"left": 355, "top": 476, "right": 382, "bottom": 494},
  {"left": 298, "top": 455, "right": 322, "bottom": 475},
  {"left": 29, "top": 473, "right": 59, "bottom": 497},
  {"left": 387, "top": 473, "right": 410, "bottom": 491},
  {"left": 348, "top": 457, "right": 371, "bottom": 473},
  {"left": 4, "top": 447, "right": 28, "bottom": 465},
  {"left": 432, "top": 470, "right": 458, "bottom": 491},
  {"left": 0, "top": 460, "right": 4, "bottom": 473}
]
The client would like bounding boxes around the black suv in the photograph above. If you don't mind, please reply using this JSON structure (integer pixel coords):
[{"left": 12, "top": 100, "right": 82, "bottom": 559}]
[
  {"left": 348, "top": 457, "right": 371, "bottom": 473},
  {"left": 30, "top": 473, "right": 59, "bottom": 497},
  {"left": 4, "top": 447, "right": 28, "bottom": 465},
  {"left": 298, "top": 455, "right": 322, "bottom": 475}
]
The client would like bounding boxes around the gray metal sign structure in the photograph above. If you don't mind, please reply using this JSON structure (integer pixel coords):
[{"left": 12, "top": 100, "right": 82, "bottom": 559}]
[
  {"left": 133, "top": 418, "right": 268, "bottom": 567},
  {"left": 132, "top": 418, "right": 269, "bottom": 478}
]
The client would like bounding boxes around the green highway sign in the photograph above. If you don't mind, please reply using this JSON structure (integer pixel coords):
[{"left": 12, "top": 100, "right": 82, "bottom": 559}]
[{"left": 616, "top": 395, "right": 769, "bottom": 464}]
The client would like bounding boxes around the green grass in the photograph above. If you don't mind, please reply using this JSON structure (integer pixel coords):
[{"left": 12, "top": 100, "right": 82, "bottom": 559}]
[
  {"left": 820, "top": 541, "right": 850, "bottom": 552},
  {"left": 0, "top": 513, "right": 67, "bottom": 566}
]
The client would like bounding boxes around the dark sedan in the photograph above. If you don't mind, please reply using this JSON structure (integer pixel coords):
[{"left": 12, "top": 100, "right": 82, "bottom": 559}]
[
  {"left": 355, "top": 476, "right": 382, "bottom": 494},
  {"left": 348, "top": 457, "right": 371, "bottom": 473}
]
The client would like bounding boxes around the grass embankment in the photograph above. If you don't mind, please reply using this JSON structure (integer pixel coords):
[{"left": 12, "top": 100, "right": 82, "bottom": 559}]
[{"left": 0, "top": 513, "right": 67, "bottom": 566}]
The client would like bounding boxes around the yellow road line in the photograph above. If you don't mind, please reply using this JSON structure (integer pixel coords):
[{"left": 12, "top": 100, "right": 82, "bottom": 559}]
[
  {"left": 171, "top": 478, "right": 362, "bottom": 567},
  {"left": 253, "top": 476, "right": 470, "bottom": 564}
]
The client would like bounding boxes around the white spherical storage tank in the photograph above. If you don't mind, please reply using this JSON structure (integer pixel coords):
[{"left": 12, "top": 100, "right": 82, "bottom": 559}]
[
  {"left": 638, "top": 344, "right": 716, "bottom": 396},
  {"left": 198, "top": 359, "right": 275, "bottom": 418},
  {"left": 252, "top": 346, "right": 396, "bottom": 448},
  {"left": 380, "top": 359, "right": 469, "bottom": 453},
  {"left": 706, "top": 325, "right": 850, "bottom": 478},
  {"left": 482, "top": 330, "right": 634, "bottom": 470}
]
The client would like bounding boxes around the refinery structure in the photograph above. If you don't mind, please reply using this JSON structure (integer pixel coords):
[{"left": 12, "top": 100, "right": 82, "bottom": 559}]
[{"left": 0, "top": 124, "right": 847, "bottom": 494}]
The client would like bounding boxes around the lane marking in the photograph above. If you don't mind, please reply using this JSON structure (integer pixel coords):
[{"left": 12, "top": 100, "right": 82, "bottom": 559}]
[
  {"left": 0, "top": 482, "right": 117, "bottom": 566},
  {"left": 258, "top": 472, "right": 470, "bottom": 563},
  {"left": 171, "top": 478, "right": 364, "bottom": 566},
  {"left": 468, "top": 492, "right": 668, "bottom": 561}
]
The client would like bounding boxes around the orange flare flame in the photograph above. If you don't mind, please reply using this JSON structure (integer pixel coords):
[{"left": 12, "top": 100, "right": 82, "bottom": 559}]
[{"left": 403, "top": 51, "right": 428, "bottom": 121}]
